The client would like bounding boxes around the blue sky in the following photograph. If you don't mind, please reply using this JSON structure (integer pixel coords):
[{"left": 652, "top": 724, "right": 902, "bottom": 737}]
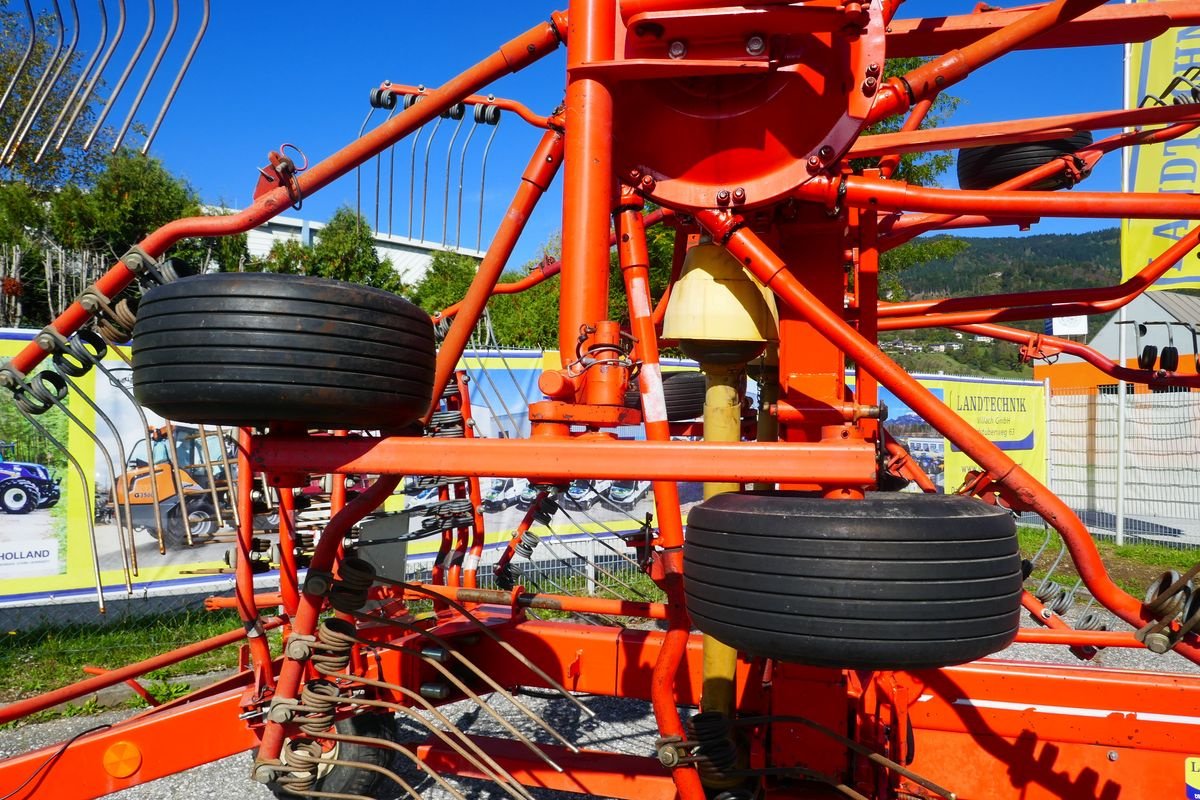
[{"left": 39, "top": 1, "right": 1128, "bottom": 267}]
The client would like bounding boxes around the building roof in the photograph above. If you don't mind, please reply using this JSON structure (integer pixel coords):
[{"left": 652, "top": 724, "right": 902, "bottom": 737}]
[{"left": 1147, "top": 291, "right": 1200, "bottom": 326}]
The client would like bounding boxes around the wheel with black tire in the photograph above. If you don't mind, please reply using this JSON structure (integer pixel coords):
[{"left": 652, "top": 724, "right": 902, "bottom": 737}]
[
  {"left": 0, "top": 480, "right": 40, "bottom": 514},
  {"left": 163, "top": 500, "right": 218, "bottom": 547},
  {"left": 624, "top": 370, "right": 707, "bottom": 421},
  {"left": 132, "top": 273, "right": 436, "bottom": 429},
  {"left": 957, "top": 131, "right": 1093, "bottom": 191},
  {"left": 1160, "top": 346, "right": 1180, "bottom": 372},
  {"left": 683, "top": 491, "right": 1023, "bottom": 670},
  {"left": 267, "top": 712, "right": 396, "bottom": 799},
  {"left": 1138, "top": 344, "right": 1159, "bottom": 370}
]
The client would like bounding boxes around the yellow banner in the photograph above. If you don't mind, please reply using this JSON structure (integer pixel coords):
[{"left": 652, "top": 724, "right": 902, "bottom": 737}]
[
  {"left": 939, "top": 380, "right": 1047, "bottom": 494},
  {"left": 1122, "top": 12, "right": 1200, "bottom": 291}
]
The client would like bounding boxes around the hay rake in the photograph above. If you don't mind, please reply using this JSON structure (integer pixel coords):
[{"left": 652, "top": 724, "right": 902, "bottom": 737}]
[{"left": 5, "top": 2, "right": 1200, "bottom": 799}]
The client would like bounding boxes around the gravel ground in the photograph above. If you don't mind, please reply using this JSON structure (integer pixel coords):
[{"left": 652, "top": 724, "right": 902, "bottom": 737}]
[{"left": 3, "top": 613, "right": 1197, "bottom": 800}]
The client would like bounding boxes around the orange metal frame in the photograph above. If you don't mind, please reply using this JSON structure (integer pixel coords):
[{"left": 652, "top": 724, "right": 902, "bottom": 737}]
[{"left": 4, "top": 1, "right": 1200, "bottom": 799}]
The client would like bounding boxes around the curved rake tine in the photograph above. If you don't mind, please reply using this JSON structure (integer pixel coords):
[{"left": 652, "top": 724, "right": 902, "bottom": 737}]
[
  {"left": 558, "top": 503, "right": 645, "bottom": 571},
  {"left": 36, "top": 0, "right": 109, "bottom": 164},
  {"left": 90, "top": 361, "right": 167, "bottom": 552},
  {"left": 6, "top": 0, "right": 80, "bottom": 165},
  {"left": 58, "top": 0, "right": 127, "bottom": 151},
  {"left": 1, "top": 0, "right": 66, "bottom": 165},
  {"left": 84, "top": 0, "right": 157, "bottom": 151},
  {"left": 487, "top": 315, "right": 533, "bottom": 407},
  {"left": 441, "top": 109, "right": 467, "bottom": 245},
  {"left": 194, "top": 425, "right": 227, "bottom": 528},
  {"left": 542, "top": 523, "right": 656, "bottom": 601},
  {"left": 453, "top": 111, "right": 479, "bottom": 248},
  {"left": 352, "top": 107, "right": 376, "bottom": 227},
  {"left": 407, "top": 122, "right": 427, "bottom": 238},
  {"left": 419, "top": 116, "right": 445, "bottom": 242},
  {"left": 374, "top": 105, "right": 397, "bottom": 232},
  {"left": 322, "top": 735, "right": 470, "bottom": 800},
  {"left": 397, "top": 579, "right": 599, "bottom": 717},
  {"left": 1034, "top": 541, "right": 1068, "bottom": 600},
  {"left": 140, "top": 0, "right": 208, "bottom": 154},
  {"left": 15, "top": 405, "right": 104, "bottom": 612},
  {"left": 112, "top": 0, "right": 179, "bottom": 153},
  {"left": 36, "top": 377, "right": 133, "bottom": 590},
  {"left": 477, "top": 114, "right": 501, "bottom": 249},
  {"left": 0, "top": 0, "right": 37, "bottom": 121},
  {"left": 213, "top": 425, "right": 241, "bottom": 528},
  {"left": 162, "top": 420, "right": 195, "bottom": 546},
  {"left": 1029, "top": 525, "right": 1053, "bottom": 565},
  {"left": 51, "top": 362, "right": 139, "bottom": 577}
]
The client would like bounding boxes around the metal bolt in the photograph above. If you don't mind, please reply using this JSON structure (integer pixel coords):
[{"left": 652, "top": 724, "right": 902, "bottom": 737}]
[
  {"left": 716, "top": 189, "right": 731, "bottom": 205},
  {"left": 35, "top": 334, "right": 54, "bottom": 351},
  {"left": 1144, "top": 631, "right": 1172, "bottom": 654},
  {"left": 732, "top": 187, "right": 746, "bottom": 204},
  {"left": 867, "top": 63, "right": 881, "bottom": 76},
  {"left": 1040, "top": 608, "right": 1052, "bottom": 619},
  {"left": 862, "top": 76, "right": 878, "bottom": 95},
  {"left": 667, "top": 40, "right": 687, "bottom": 59},
  {"left": 420, "top": 682, "right": 452, "bottom": 700},
  {"left": 656, "top": 744, "right": 681, "bottom": 768},
  {"left": 819, "top": 145, "right": 835, "bottom": 161},
  {"left": 251, "top": 764, "right": 281, "bottom": 785},
  {"left": 640, "top": 174, "right": 657, "bottom": 191},
  {"left": 628, "top": 167, "right": 642, "bottom": 181},
  {"left": 1107, "top": 750, "right": 1119, "bottom": 762},
  {"left": 745, "top": 34, "right": 766, "bottom": 56},
  {"left": 806, "top": 156, "right": 822, "bottom": 173}
]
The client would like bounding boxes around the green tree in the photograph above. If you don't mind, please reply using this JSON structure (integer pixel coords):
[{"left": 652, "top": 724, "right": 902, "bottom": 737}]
[
  {"left": 0, "top": 9, "right": 116, "bottom": 189},
  {"left": 256, "top": 208, "right": 405, "bottom": 293},
  {"left": 410, "top": 250, "right": 478, "bottom": 314}
]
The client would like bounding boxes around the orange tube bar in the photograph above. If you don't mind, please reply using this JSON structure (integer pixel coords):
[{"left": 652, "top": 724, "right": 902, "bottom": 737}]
[
  {"left": 251, "top": 435, "right": 877, "bottom": 486},
  {"left": 409, "top": 583, "right": 668, "bottom": 619},
  {"left": 1014, "top": 628, "right": 1152, "bottom": 648}
]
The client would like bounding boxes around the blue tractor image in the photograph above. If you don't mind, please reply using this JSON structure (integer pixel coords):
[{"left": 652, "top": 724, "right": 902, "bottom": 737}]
[{"left": 0, "top": 441, "right": 61, "bottom": 515}]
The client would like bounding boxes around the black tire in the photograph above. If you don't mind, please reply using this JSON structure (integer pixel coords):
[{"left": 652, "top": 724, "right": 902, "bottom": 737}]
[
  {"left": 683, "top": 491, "right": 1023, "bottom": 670},
  {"left": 164, "top": 500, "right": 218, "bottom": 547},
  {"left": 1160, "top": 346, "right": 1180, "bottom": 372},
  {"left": 132, "top": 273, "right": 436, "bottom": 428},
  {"left": 1139, "top": 344, "right": 1159, "bottom": 371},
  {"left": 0, "top": 480, "right": 39, "bottom": 514},
  {"left": 624, "top": 370, "right": 707, "bottom": 421},
  {"left": 957, "top": 131, "right": 1093, "bottom": 191},
  {"left": 269, "top": 713, "right": 396, "bottom": 799}
]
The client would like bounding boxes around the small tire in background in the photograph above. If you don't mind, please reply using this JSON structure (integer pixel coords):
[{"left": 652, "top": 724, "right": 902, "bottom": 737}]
[
  {"left": 132, "top": 273, "right": 436, "bottom": 429},
  {"left": 683, "top": 491, "right": 1023, "bottom": 670},
  {"left": 0, "top": 480, "right": 39, "bottom": 514},
  {"left": 624, "top": 370, "right": 707, "bottom": 421},
  {"left": 266, "top": 712, "right": 397, "bottom": 799},
  {"left": 957, "top": 131, "right": 1093, "bottom": 191}
]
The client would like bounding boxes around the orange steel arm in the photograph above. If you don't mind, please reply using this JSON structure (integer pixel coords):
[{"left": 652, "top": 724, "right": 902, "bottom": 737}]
[
  {"left": 886, "top": 0, "right": 1200, "bottom": 58},
  {"left": 851, "top": 102, "right": 1200, "bottom": 160},
  {"left": 954, "top": 322, "right": 1200, "bottom": 389},
  {"left": 4, "top": 17, "right": 564, "bottom": 378},
  {"left": 695, "top": 208, "right": 1200, "bottom": 668},
  {"left": 869, "top": 0, "right": 1111, "bottom": 123}
]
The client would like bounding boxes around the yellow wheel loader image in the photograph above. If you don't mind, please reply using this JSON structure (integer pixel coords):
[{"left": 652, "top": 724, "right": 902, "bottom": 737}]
[{"left": 112, "top": 424, "right": 277, "bottom": 548}]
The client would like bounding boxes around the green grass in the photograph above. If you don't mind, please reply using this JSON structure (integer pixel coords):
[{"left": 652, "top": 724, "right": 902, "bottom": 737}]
[{"left": 0, "top": 609, "right": 253, "bottom": 705}]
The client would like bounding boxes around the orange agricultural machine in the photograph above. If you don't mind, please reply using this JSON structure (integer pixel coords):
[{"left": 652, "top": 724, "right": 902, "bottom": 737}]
[{"left": 5, "top": 1, "right": 1200, "bottom": 798}]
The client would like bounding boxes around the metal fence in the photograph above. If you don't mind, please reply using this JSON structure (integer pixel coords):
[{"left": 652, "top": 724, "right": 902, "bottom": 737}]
[{"left": 1049, "top": 387, "right": 1200, "bottom": 548}]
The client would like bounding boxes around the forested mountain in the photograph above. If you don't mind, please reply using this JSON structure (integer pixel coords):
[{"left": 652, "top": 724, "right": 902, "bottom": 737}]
[{"left": 897, "top": 228, "right": 1120, "bottom": 299}]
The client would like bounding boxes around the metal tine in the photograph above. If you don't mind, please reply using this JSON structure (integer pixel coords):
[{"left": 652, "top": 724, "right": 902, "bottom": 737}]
[
  {"left": 111, "top": 0, "right": 178, "bottom": 153},
  {"left": 193, "top": 424, "right": 226, "bottom": 529},
  {"left": 140, "top": 0, "right": 208, "bottom": 154},
  {"left": 1, "top": 0, "right": 65, "bottom": 165},
  {"left": 0, "top": 0, "right": 38, "bottom": 121},
  {"left": 1028, "top": 525, "right": 1054, "bottom": 566},
  {"left": 453, "top": 105, "right": 481, "bottom": 248},
  {"left": 464, "top": 315, "right": 523, "bottom": 439},
  {"left": 484, "top": 314, "right": 534, "bottom": 408},
  {"left": 83, "top": 0, "right": 157, "bottom": 152},
  {"left": 342, "top": 615, "right": 571, "bottom": 771},
  {"left": 419, "top": 114, "right": 446, "bottom": 242},
  {"left": 6, "top": 0, "right": 79, "bottom": 164},
  {"left": 516, "top": 530, "right": 632, "bottom": 607},
  {"left": 462, "top": 359, "right": 520, "bottom": 440},
  {"left": 14, "top": 404, "right": 105, "bottom": 612},
  {"left": 36, "top": 0, "right": 107, "bottom": 164},
  {"left": 32, "top": 371, "right": 133, "bottom": 589},
  {"left": 441, "top": 103, "right": 467, "bottom": 245},
  {"left": 407, "top": 113, "right": 427, "bottom": 238},
  {"left": 524, "top": 573, "right": 615, "bottom": 626},
  {"left": 1034, "top": 541, "right": 1068, "bottom": 602},
  {"left": 161, "top": 419, "right": 195, "bottom": 546},
  {"left": 477, "top": 108, "right": 501, "bottom": 249},
  {"left": 58, "top": 0, "right": 126, "bottom": 151},
  {"left": 558, "top": 501, "right": 645, "bottom": 571},
  {"left": 86, "top": 359, "right": 167, "bottom": 552},
  {"left": 318, "top": 733, "right": 470, "bottom": 800},
  {"left": 397, "top": 580, "right": 598, "bottom": 718},
  {"left": 50, "top": 358, "right": 140, "bottom": 577},
  {"left": 540, "top": 522, "right": 656, "bottom": 602},
  {"left": 373, "top": 104, "right": 398, "bottom": 232},
  {"left": 386, "top": 120, "right": 398, "bottom": 236},
  {"left": 344, "top": 694, "right": 534, "bottom": 800},
  {"left": 353, "top": 107, "right": 376, "bottom": 227},
  {"left": 211, "top": 425, "right": 240, "bottom": 529}
]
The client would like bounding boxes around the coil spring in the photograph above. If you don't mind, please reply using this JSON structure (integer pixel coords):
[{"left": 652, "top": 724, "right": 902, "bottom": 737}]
[
  {"left": 311, "top": 617, "right": 358, "bottom": 674},
  {"left": 429, "top": 409, "right": 465, "bottom": 437},
  {"left": 532, "top": 495, "right": 559, "bottom": 526},
  {"left": 686, "top": 711, "right": 738, "bottom": 783},
  {"left": 297, "top": 680, "right": 341, "bottom": 737},
  {"left": 92, "top": 297, "right": 139, "bottom": 344},
  {"left": 327, "top": 557, "right": 377, "bottom": 613},
  {"left": 419, "top": 498, "right": 476, "bottom": 533},
  {"left": 51, "top": 330, "right": 108, "bottom": 378},
  {"left": 275, "top": 739, "right": 323, "bottom": 793},
  {"left": 1076, "top": 610, "right": 1109, "bottom": 631},
  {"left": 495, "top": 561, "right": 522, "bottom": 591},
  {"left": 407, "top": 475, "right": 466, "bottom": 492},
  {"left": 513, "top": 531, "right": 540, "bottom": 560},
  {"left": 11, "top": 369, "right": 68, "bottom": 415}
]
